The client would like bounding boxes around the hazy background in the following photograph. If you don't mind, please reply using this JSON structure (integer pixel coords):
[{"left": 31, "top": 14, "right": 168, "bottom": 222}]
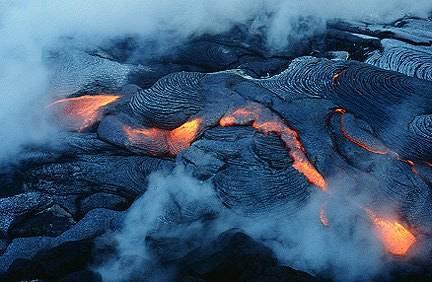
[
  {"left": 1, "top": 1, "right": 430, "bottom": 280},
  {"left": 1, "top": 0, "right": 432, "bottom": 161},
  {"left": 97, "top": 166, "right": 390, "bottom": 282}
]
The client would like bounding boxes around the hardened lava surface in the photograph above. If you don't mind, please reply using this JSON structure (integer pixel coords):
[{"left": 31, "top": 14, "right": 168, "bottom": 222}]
[{"left": 1, "top": 16, "right": 432, "bottom": 281}]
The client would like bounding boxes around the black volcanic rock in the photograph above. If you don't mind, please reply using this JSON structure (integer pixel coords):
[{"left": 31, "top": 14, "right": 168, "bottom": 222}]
[
  {"left": 176, "top": 229, "right": 318, "bottom": 282},
  {"left": 0, "top": 209, "right": 123, "bottom": 280},
  {"left": 1, "top": 15, "right": 432, "bottom": 282}
]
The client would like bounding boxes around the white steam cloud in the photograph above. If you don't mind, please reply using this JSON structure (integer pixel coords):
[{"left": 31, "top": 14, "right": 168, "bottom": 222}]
[
  {"left": 1, "top": 1, "right": 432, "bottom": 161},
  {"left": 97, "top": 166, "right": 392, "bottom": 282}
]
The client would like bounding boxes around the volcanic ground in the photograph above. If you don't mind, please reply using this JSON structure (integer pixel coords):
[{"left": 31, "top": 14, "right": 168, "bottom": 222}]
[{"left": 1, "top": 16, "right": 432, "bottom": 281}]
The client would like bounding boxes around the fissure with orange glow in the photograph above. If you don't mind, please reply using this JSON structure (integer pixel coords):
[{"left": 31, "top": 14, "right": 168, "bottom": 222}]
[
  {"left": 332, "top": 68, "right": 346, "bottom": 86},
  {"left": 123, "top": 118, "right": 203, "bottom": 156},
  {"left": 220, "top": 103, "right": 327, "bottom": 191},
  {"left": 335, "top": 108, "right": 390, "bottom": 155},
  {"left": 169, "top": 118, "right": 202, "bottom": 155},
  {"left": 334, "top": 108, "right": 421, "bottom": 175},
  {"left": 48, "top": 95, "right": 120, "bottom": 131}
]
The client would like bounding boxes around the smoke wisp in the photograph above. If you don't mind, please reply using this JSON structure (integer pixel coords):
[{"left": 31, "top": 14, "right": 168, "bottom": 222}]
[
  {"left": 1, "top": 0, "right": 432, "bottom": 161},
  {"left": 97, "top": 165, "right": 398, "bottom": 282}
]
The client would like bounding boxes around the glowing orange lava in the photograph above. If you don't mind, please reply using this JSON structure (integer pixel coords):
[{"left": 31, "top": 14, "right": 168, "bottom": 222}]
[
  {"left": 365, "top": 209, "right": 416, "bottom": 256},
  {"left": 334, "top": 108, "right": 422, "bottom": 177},
  {"left": 48, "top": 95, "right": 120, "bottom": 131},
  {"left": 123, "top": 117, "right": 203, "bottom": 156},
  {"left": 335, "top": 109, "right": 390, "bottom": 155},
  {"left": 331, "top": 109, "right": 418, "bottom": 256},
  {"left": 220, "top": 103, "right": 327, "bottom": 191},
  {"left": 169, "top": 118, "right": 202, "bottom": 155}
]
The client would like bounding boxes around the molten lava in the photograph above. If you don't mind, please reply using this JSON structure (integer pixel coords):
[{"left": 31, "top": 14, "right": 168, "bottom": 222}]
[
  {"left": 169, "top": 118, "right": 202, "bottom": 155},
  {"left": 123, "top": 118, "right": 203, "bottom": 156},
  {"left": 365, "top": 209, "right": 416, "bottom": 256},
  {"left": 123, "top": 125, "right": 168, "bottom": 155},
  {"left": 48, "top": 95, "right": 120, "bottom": 131},
  {"left": 335, "top": 108, "right": 390, "bottom": 155},
  {"left": 220, "top": 104, "right": 417, "bottom": 256},
  {"left": 220, "top": 103, "right": 327, "bottom": 191},
  {"left": 335, "top": 108, "right": 420, "bottom": 175}
]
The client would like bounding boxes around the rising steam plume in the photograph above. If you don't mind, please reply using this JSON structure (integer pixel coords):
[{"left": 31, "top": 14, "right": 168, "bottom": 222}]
[
  {"left": 1, "top": 0, "right": 432, "bottom": 161},
  {"left": 1, "top": 2, "right": 432, "bottom": 281},
  {"left": 97, "top": 166, "right": 395, "bottom": 282}
]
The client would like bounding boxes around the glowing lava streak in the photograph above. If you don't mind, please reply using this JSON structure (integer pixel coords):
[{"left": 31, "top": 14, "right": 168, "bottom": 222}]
[
  {"left": 220, "top": 103, "right": 327, "bottom": 191},
  {"left": 48, "top": 95, "right": 120, "bottom": 131},
  {"left": 335, "top": 108, "right": 390, "bottom": 155},
  {"left": 124, "top": 118, "right": 203, "bottom": 156},
  {"left": 365, "top": 209, "right": 416, "bottom": 256},
  {"left": 335, "top": 108, "right": 421, "bottom": 174}
]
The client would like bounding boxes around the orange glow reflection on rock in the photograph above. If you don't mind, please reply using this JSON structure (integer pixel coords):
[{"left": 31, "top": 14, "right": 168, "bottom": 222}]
[
  {"left": 220, "top": 103, "right": 327, "bottom": 191},
  {"left": 320, "top": 206, "right": 329, "bottom": 226},
  {"left": 332, "top": 69, "right": 345, "bottom": 86},
  {"left": 49, "top": 95, "right": 120, "bottom": 131},
  {"left": 123, "top": 118, "right": 203, "bottom": 156},
  {"left": 365, "top": 209, "right": 416, "bottom": 256},
  {"left": 124, "top": 127, "right": 162, "bottom": 139}
]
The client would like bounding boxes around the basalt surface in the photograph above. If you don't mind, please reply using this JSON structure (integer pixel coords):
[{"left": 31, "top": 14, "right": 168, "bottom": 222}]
[{"left": 1, "top": 16, "right": 432, "bottom": 281}]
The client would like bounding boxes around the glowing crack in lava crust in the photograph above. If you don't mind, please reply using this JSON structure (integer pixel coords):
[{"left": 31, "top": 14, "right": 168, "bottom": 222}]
[
  {"left": 48, "top": 95, "right": 120, "bottom": 131},
  {"left": 220, "top": 103, "right": 327, "bottom": 191},
  {"left": 335, "top": 108, "right": 390, "bottom": 155},
  {"left": 124, "top": 118, "right": 203, "bottom": 156},
  {"left": 334, "top": 108, "right": 420, "bottom": 174}
]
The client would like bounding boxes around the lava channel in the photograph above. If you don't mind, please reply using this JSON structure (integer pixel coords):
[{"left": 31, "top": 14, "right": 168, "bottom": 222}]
[
  {"left": 335, "top": 108, "right": 390, "bottom": 155},
  {"left": 48, "top": 95, "right": 120, "bottom": 131},
  {"left": 334, "top": 108, "right": 420, "bottom": 175},
  {"left": 220, "top": 102, "right": 327, "bottom": 191}
]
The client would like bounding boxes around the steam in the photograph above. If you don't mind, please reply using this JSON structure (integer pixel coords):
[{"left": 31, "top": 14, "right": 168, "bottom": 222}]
[
  {"left": 1, "top": 1, "right": 432, "bottom": 161},
  {"left": 97, "top": 166, "right": 392, "bottom": 282}
]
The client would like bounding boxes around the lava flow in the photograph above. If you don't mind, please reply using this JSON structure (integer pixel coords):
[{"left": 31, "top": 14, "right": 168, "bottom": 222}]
[
  {"left": 365, "top": 209, "right": 417, "bottom": 256},
  {"left": 220, "top": 103, "right": 327, "bottom": 191},
  {"left": 48, "top": 95, "right": 120, "bottom": 131},
  {"left": 169, "top": 118, "right": 202, "bottom": 155},
  {"left": 331, "top": 109, "right": 418, "bottom": 255},
  {"left": 220, "top": 104, "right": 417, "bottom": 256},
  {"left": 124, "top": 118, "right": 203, "bottom": 156},
  {"left": 335, "top": 108, "right": 390, "bottom": 155},
  {"left": 334, "top": 108, "right": 423, "bottom": 175}
]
